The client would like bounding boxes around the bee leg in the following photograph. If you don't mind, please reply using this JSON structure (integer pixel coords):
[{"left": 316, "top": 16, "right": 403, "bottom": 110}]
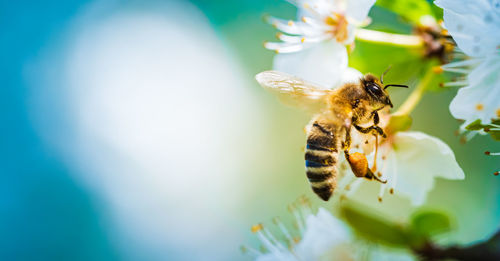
[
  {"left": 354, "top": 125, "right": 386, "bottom": 138},
  {"left": 373, "top": 111, "right": 380, "bottom": 125},
  {"left": 365, "top": 170, "right": 387, "bottom": 183},
  {"left": 342, "top": 126, "right": 352, "bottom": 159},
  {"left": 368, "top": 111, "right": 387, "bottom": 137}
]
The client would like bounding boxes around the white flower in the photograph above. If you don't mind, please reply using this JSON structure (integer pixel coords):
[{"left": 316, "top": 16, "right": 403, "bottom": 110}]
[
  {"left": 343, "top": 126, "right": 465, "bottom": 205},
  {"left": 245, "top": 202, "right": 419, "bottom": 260},
  {"left": 375, "top": 131, "right": 465, "bottom": 205},
  {"left": 264, "top": 0, "right": 375, "bottom": 88},
  {"left": 434, "top": 0, "right": 500, "bottom": 127},
  {"left": 447, "top": 56, "right": 500, "bottom": 127},
  {"left": 245, "top": 206, "right": 355, "bottom": 261}
]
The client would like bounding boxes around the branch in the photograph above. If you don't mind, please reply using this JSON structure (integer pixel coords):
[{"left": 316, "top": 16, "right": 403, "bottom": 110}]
[{"left": 414, "top": 230, "right": 500, "bottom": 261}]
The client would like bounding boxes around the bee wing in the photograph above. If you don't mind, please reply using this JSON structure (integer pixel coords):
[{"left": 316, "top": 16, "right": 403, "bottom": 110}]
[{"left": 255, "top": 71, "right": 331, "bottom": 113}]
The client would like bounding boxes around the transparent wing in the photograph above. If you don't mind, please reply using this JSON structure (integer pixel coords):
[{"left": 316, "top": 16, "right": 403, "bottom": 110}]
[{"left": 255, "top": 70, "right": 332, "bottom": 113}]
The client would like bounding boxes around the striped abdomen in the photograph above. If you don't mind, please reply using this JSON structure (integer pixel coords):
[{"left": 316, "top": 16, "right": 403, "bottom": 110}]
[{"left": 305, "top": 122, "right": 339, "bottom": 201}]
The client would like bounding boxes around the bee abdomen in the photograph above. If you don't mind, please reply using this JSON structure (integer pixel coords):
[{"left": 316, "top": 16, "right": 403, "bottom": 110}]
[
  {"left": 305, "top": 122, "right": 339, "bottom": 201},
  {"left": 305, "top": 166, "right": 337, "bottom": 201}
]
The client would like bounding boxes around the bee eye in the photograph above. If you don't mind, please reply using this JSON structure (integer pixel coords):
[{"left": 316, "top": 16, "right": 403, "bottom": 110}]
[{"left": 366, "top": 82, "right": 383, "bottom": 96}]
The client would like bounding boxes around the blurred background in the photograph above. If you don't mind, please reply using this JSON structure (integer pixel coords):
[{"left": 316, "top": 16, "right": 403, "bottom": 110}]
[{"left": 1, "top": 0, "right": 499, "bottom": 260}]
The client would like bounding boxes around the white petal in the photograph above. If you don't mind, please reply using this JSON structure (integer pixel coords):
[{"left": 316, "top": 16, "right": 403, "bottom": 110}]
[
  {"left": 273, "top": 40, "right": 348, "bottom": 89},
  {"left": 450, "top": 55, "right": 500, "bottom": 125},
  {"left": 345, "top": 0, "right": 376, "bottom": 22},
  {"left": 384, "top": 131, "right": 465, "bottom": 205},
  {"left": 340, "top": 67, "right": 363, "bottom": 84},
  {"left": 295, "top": 208, "right": 351, "bottom": 260},
  {"left": 435, "top": 0, "right": 500, "bottom": 57},
  {"left": 256, "top": 252, "right": 297, "bottom": 261},
  {"left": 297, "top": 0, "right": 339, "bottom": 18},
  {"left": 434, "top": 0, "right": 491, "bottom": 16},
  {"left": 342, "top": 24, "right": 356, "bottom": 44}
]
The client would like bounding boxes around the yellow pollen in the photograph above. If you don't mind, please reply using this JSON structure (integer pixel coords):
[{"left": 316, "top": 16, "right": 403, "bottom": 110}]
[
  {"left": 301, "top": 37, "right": 306, "bottom": 43},
  {"left": 389, "top": 188, "right": 394, "bottom": 194},
  {"left": 378, "top": 196, "right": 383, "bottom": 202},
  {"left": 301, "top": 16, "right": 307, "bottom": 23},
  {"left": 303, "top": 3, "right": 310, "bottom": 9},
  {"left": 325, "top": 16, "right": 337, "bottom": 26},
  {"left": 251, "top": 224, "right": 263, "bottom": 233},
  {"left": 276, "top": 32, "right": 282, "bottom": 39},
  {"left": 288, "top": 20, "right": 294, "bottom": 26},
  {"left": 324, "top": 13, "right": 349, "bottom": 42},
  {"left": 275, "top": 49, "right": 280, "bottom": 54},
  {"left": 432, "top": 66, "right": 444, "bottom": 74},
  {"left": 475, "top": 103, "right": 484, "bottom": 111},
  {"left": 496, "top": 108, "right": 500, "bottom": 118},
  {"left": 272, "top": 22, "right": 278, "bottom": 28}
]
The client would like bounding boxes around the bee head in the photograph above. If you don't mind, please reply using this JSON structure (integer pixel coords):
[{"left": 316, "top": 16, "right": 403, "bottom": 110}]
[
  {"left": 362, "top": 74, "right": 393, "bottom": 108},
  {"left": 362, "top": 73, "right": 409, "bottom": 108}
]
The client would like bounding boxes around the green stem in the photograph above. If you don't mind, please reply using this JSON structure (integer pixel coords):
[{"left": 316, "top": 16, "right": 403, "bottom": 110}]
[
  {"left": 355, "top": 28, "right": 424, "bottom": 48},
  {"left": 394, "top": 69, "right": 434, "bottom": 116}
]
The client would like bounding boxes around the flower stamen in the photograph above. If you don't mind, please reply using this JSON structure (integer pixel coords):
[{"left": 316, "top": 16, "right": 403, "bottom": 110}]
[
  {"left": 253, "top": 224, "right": 285, "bottom": 255},
  {"left": 439, "top": 80, "right": 468, "bottom": 87},
  {"left": 240, "top": 245, "right": 261, "bottom": 258},
  {"left": 273, "top": 217, "right": 294, "bottom": 247}
]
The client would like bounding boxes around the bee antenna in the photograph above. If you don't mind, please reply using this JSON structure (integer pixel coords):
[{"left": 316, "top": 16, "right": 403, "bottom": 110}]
[
  {"left": 384, "top": 84, "right": 409, "bottom": 90},
  {"left": 380, "top": 65, "right": 392, "bottom": 84}
]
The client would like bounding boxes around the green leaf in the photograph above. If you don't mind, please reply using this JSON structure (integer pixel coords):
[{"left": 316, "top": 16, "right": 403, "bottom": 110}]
[
  {"left": 430, "top": 3, "right": 444, "bottom": 20},
  {"left": 340, "top": 204, "right": 410, "bottom": 247},
  {"left": 349, "top": 40, "right": 424, "bottom": 83},
  {"left": 465, "top": 119, "right": 485, "bottom": 131},
  {"left": 410, "top": 210, "right": 452, "bottom": 237},
  {"left": 375, "top": 0, "right": 435, "bottom": 25},
  {"left": 465, "top": 119, "right": 500, "bottom": 141}
]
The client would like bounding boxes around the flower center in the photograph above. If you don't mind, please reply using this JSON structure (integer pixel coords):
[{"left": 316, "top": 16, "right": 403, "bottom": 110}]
[
  {"left": 475, "top": 103, "right": 484, "bottom": 111},
  {"left": 325, "top": 13, "right": 349, "bottom": 42}
]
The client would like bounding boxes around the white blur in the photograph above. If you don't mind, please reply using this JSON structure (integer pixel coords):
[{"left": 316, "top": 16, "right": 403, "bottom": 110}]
[{"left": 30, "top": 1, "right": 264, "bottom": 260}]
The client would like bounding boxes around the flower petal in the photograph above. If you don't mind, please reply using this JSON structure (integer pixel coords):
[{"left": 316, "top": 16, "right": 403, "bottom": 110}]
[
  {"left": 295, "top": 208, "right": 351, "bottom": 260},
  {"left": 273, "top": 40, "right": 348, "bottom": 89},
  {"left": 296, "top": 0, "right": 339, "bottom": 18},
  {"left": 435, "top": 0, "right": 500, "bottom": 57},
  {"left": 340, "top": 67, "right": 363, "bottom": 84},
  {"left": 346, "top": 0, "right": 376, "bottom": 22},
  {"left": 385, "top": 131, "right": 465, "bottom": 205},
  {"left": 255, "top": 252, "right": 297, "bottom": 261},
  {"left": 450, "top": 55, "right": 500, "bottom": 125}
]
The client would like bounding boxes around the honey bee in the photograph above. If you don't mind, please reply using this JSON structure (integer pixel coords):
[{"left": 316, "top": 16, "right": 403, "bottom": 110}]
[{"left": 256, "top": 70, "right": 407, "bottom": 201}]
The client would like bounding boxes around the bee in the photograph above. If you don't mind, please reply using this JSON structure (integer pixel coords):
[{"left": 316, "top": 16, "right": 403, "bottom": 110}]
[{"left": 256, "top": 70, "right": 407, "bottom": 201}]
